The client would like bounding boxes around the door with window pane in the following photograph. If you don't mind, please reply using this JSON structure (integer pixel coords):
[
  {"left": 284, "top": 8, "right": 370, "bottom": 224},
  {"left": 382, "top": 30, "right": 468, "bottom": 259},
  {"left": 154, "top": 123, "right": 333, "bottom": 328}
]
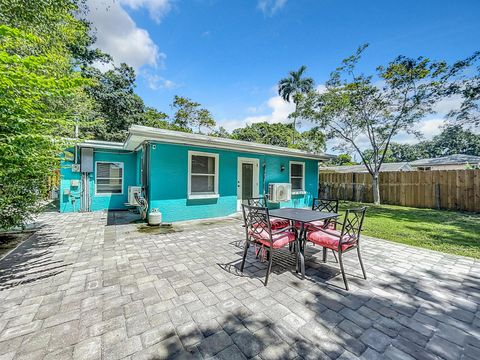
[
  {"left": 241, "top": 163, "right": 253, "bottom": 201},
  {"left": 237, "top": 158, "right": 259, "bottom": 210}
]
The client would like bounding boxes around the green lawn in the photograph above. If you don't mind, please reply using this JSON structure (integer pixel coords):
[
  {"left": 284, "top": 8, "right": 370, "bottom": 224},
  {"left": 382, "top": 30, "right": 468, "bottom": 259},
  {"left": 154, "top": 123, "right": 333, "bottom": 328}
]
[{"left": 337, "top": 202, "right": 480, "bottom": 259}]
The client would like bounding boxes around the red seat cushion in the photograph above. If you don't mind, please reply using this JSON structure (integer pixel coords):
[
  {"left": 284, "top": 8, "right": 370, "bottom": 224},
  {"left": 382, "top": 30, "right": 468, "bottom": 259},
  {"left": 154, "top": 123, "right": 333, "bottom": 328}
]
[
  {"left": 249, "top": 229, "right": 296, "bottom": 249},
  {"left": 295, "top": 220, "right": 335, "bottom": 231},
  {"left": 307, "top": 229, "right": 356, "bottom": 251},
  {"left": 270, "top": 217, "right": 290, "bottom": 230}
]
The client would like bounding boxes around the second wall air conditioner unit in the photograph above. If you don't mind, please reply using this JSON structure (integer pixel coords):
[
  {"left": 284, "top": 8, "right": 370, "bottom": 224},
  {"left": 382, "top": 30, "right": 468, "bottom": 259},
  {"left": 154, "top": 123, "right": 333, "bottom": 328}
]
[
  {"left": 268, "top": 183, "right": 291, "bottom": 203},
  {"left": 128, "top": 186, "right": 142, "bottom": 206}
]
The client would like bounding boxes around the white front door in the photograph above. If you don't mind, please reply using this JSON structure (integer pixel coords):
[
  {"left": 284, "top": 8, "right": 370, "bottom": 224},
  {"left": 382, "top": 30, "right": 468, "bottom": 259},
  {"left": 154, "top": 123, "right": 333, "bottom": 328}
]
[{"left": 237, "top": 158, "right": 260, "bottom": 211}]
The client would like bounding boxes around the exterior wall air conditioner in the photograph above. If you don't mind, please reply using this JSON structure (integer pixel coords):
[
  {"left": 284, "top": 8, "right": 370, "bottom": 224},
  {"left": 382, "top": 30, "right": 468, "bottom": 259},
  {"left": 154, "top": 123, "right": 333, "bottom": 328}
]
[
  {"left": 268, "top": 183, "right": 291, "bottom": 203},
  {"left": 128, "top": 186, "right": 142, "bottom": 206}
]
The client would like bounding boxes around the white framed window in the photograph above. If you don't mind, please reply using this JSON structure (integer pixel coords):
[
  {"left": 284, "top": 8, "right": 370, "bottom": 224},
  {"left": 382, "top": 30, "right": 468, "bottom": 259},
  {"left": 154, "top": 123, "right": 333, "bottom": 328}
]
[
  {"left": 289, "top": 161, "right": 305, "bottom": 193},
  {"left": 95, "top": 162, "right": 124, "bottom": 195},
  {"left": 188, "top": 151, "right": 219, "bottom": 199}
]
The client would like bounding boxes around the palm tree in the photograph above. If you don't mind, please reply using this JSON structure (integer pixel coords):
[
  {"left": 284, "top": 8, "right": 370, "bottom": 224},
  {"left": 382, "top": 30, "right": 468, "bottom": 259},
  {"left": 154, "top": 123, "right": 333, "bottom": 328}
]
[{"left": 278, "top": 65, "right": 314, "bottom": 144}]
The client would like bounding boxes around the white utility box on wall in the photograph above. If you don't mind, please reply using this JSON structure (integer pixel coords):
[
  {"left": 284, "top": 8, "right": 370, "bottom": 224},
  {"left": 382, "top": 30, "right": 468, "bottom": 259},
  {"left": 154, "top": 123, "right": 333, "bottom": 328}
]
[
  {"left": 80, "top": 147, "right": 94, "bottom": 173},
  {"left": 128, "top": 186, "right": 142, "bottom": 206},
  {"left": 267, "top": 183, "right": 292, "bottom": 203}
]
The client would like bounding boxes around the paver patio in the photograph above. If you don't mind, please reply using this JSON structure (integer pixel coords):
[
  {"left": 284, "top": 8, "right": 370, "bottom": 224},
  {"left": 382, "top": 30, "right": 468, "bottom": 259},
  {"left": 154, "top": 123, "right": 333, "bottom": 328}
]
[{"left": 0, "top": 211, "right": 479, "bottom": 360}]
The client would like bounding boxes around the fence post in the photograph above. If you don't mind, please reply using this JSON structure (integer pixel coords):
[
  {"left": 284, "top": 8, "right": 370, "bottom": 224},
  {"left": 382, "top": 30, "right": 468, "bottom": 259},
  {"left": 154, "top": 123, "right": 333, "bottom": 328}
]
[
  {"left": 352, "top": 173, "right": 357, "bottom": 202},
  {"left": 434, "top": 183, "right": 441, "bottom": 209}
]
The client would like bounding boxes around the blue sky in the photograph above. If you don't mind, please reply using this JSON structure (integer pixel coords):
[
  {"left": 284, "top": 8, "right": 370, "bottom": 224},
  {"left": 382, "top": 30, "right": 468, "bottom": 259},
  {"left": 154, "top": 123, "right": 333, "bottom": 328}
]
[{"left": 88, "top": 0, "right": 480, "bottom": 150}]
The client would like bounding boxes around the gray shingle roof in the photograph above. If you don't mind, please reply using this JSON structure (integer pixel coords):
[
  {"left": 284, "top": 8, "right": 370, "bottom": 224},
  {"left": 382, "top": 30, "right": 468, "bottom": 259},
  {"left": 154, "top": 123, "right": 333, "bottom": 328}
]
[
  {"left": 320, "top": 162, "right": 412, "bottom": 173},
  {"left": 410, "top": 154, "right": 480, "bottom": 166}
]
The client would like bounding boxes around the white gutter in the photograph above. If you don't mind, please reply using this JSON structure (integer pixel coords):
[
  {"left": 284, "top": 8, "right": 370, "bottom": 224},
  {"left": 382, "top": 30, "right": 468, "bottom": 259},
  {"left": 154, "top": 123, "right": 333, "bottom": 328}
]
[
  {"left": 126, "top": 125, "right": 334, "bottom": 161},
  {"left": 79, "top": 140, "right": 125, "bottom": 150}
]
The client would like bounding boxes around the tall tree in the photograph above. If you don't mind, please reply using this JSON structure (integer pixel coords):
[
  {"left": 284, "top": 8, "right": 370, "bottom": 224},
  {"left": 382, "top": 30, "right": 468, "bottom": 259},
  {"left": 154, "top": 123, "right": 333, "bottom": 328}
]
[
  {"left": 232, "top": 122, "right": 294, "bottom": 147},
  {"left": 330, "top": 154, "right": 356, "bottom": 166},
  {"left": 445, "top": 52, "right": 480, "bottom": 128},
  {"left": 171, "top": 95, "right": 216, "bottom": 134},
  {"left": 385, "top": 143, "right": 428, "bottom": 162},
  {"left": 133, "top": 107, "right": 186, "bottom": 132},
  {"left": 0, "top": 0, "right": 91, "bottom": 228},
  {"left": 297, "top": 44, "right": 449, "bottom": 204},
  {"left": 296, "top": 126, "right": 326, "bottom": 153},
  {"left": 427, "top": 125, "right": 480, "bottom": 156},
  {"left": 82, "top": 63, "right": 145, "bottom": 141},
  {"left": 210, "top": 126, "right": 230, "bottom": 138},
  {"left": 278, "top": 65, "right": 314, "bottom": 144},
  {"left": 387, "top": 125, "right": 480, "bottom": 162},
  {"left": 231, "top": 122, "right": 326, "bottom": 153}
]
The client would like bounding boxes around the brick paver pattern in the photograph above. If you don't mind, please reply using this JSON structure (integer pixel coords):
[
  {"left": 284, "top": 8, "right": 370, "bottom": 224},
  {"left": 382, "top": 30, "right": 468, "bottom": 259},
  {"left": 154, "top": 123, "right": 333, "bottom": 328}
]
[{"left": 0, "top": 211, "right": 479, "bottom": 360}]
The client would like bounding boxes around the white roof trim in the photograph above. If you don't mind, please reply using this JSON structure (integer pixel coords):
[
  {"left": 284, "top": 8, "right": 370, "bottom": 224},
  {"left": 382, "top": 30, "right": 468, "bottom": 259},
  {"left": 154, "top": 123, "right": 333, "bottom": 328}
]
[
  {"left": 79, "top": 140, "right": 125, "bottom": 150},
  {"left": 125, "top": 125, "right": 333, "bottom": 160}
]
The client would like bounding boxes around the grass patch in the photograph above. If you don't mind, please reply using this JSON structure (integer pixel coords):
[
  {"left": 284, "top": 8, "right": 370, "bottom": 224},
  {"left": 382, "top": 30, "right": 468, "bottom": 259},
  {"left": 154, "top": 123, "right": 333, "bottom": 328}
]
[{"left": 338, "top": 202, "right": 480, "bottom": 259}]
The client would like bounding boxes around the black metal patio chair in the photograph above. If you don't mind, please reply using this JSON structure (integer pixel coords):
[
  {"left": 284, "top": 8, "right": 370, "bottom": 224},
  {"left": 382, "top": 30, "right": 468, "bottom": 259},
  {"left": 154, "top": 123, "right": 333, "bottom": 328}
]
[
  {"left": 240, "top": 204, "right": 299, "bottom": 286},
  {"left": 306, "top": 207, "right": 367, "bottom": 290},
  {"left": 293, "top": 197, "right": 340, "bottom": 258},
  {"left": 295, "top": 197, "right": 339, "bottom": 229},
  {"left": 247, "top": 196, "right": 290, "bottom": 230}
]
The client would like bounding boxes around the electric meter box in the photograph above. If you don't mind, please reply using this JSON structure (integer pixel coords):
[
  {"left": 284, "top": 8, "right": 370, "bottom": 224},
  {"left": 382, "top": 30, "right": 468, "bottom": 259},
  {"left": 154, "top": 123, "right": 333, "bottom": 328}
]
[{"left": 81, "top": 148, "right": 94, "bottom": 173}]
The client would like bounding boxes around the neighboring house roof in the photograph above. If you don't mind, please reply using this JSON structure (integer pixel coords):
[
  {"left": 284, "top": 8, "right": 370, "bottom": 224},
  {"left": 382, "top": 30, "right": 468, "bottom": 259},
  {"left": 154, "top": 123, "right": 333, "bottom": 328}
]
[
  {"left": 410, "top": 154, "right": 480, "bottom": 167},
  {"left": 320, "top": 162, "right": 412, "bottom": 173},
  {"left": 80, "top": 125, "right": 334, "bottom": 161}
]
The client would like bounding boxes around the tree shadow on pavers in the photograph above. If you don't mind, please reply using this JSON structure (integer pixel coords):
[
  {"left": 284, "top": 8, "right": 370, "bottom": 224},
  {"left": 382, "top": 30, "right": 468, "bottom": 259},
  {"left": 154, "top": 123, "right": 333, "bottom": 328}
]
[
  {"left": 355, "top": 268, "right": 480, "bottom": 358},
  {"left": 139, "top": 264, "right": 479, "bottom": 359},
  {"left": 380, "top": 267, "right": 480, "bottom": 316},
  {"left": 0, "top": 231, "right": 70, "bottom": 291},
  {"left": 140, "top": 309, "right": 359, "bottom": 359}
]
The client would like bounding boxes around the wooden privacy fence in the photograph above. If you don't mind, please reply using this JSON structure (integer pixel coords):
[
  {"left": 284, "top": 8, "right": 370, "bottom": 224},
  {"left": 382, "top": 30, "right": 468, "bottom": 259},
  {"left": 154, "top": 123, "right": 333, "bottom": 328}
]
[{"left": 319, "top": 169, "right": 480, "bottom": 212}]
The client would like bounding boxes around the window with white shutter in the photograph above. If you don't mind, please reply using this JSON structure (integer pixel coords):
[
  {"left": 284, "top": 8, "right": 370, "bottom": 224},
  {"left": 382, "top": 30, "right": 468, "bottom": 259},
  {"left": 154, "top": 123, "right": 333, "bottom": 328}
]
[
  {"left": 289, "top": 161, "right": 305, "bottom": 192},
  {"left": 95, "top": 162, "right": 124, "bottom": 195},
  {"left": 188, "top": 151, "right": 219, "bottom": 199}
]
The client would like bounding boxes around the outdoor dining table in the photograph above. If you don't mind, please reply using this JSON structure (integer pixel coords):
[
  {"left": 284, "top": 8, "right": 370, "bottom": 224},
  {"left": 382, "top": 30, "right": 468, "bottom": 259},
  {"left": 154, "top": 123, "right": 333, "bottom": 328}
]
[{"left": 269, "top": 208, "right": 340, "bottom": 278}]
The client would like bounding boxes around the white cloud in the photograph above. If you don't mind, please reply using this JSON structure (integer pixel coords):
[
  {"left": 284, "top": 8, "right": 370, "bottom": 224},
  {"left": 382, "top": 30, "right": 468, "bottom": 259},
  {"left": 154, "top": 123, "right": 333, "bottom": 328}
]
[
  {"left": 120, "top": 0, "right": 172, "bottom": 23},
  {"left": 145, "top": 73, "right": 180, "bottom": 90},
  {"left": 257, "top": 0, "right": 287, "bottom": 16},
  {"left": 244, "top": 96, "right": 294, "bottom": 123},
  {"left": 393, "top": 118, "right": 446, "bottom": 145},
  {"left": 220, "top": 95, "right": 294, "bottom": 131},
  {"left": 316, "top": 84, "right": 327, "bottom": 94},
  {"left": 432, "top": 94, "right": 463, "bottom": 115},
  {"left": 220, "top": 83, "right": 326, "bottom": 131},
  {"left": 88, "top": 0, "right": 161, "bottom": 70},
  {"left": 246, "top": 106, "right": 263, "bottom": 114}
]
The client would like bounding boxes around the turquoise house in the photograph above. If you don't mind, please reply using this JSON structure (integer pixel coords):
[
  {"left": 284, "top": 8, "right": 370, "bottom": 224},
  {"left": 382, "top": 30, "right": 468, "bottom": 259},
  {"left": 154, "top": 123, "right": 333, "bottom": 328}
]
[{"left": 59, "top": 125, "right": 332, "bottom": 222}]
